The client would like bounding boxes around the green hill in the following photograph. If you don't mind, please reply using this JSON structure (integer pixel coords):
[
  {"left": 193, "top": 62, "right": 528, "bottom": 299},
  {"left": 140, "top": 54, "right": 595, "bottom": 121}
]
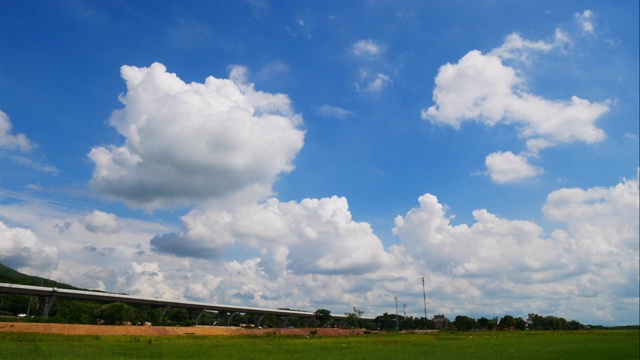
[{"left": 0, "top": 262, "right": 80, "bottom": 290}]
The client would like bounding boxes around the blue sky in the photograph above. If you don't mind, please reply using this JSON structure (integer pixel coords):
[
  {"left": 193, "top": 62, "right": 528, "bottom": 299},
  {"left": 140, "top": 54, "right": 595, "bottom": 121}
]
[{"left": 0, "top": 0, "right": 638, "bottom": 326}]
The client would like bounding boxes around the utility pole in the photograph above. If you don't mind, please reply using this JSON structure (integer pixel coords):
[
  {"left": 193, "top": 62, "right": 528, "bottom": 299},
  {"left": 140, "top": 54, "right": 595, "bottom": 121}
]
[
  {"left": 422, "top": 277, "right": 427, "bottom": 325},
  {"left": 394, "top": 296, "right": 399, "bottom": 330}
]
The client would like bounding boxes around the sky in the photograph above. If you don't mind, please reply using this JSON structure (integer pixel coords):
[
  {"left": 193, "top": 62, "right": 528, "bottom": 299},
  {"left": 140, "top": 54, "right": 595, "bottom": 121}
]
[{"left": 0, "top": 0, "right": 638, "bottom": 326}]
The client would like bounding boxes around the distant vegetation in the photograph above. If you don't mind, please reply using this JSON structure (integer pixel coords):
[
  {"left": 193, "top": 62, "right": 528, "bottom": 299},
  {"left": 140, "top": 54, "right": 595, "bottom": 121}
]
[{"left": 1, "top": 262, "right": 636, "bottom": 330}]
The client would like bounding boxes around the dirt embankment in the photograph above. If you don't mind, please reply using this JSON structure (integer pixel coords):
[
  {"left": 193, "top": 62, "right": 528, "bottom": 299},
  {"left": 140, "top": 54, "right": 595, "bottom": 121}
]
[{"left": 0, "top": 322, "right": 367, "bottom": 337}]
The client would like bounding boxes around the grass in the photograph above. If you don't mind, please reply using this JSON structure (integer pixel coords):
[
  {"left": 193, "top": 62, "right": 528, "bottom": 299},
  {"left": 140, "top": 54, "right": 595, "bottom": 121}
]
[{"left": 0, "top": 330, "right": 637, "bottom": 359}]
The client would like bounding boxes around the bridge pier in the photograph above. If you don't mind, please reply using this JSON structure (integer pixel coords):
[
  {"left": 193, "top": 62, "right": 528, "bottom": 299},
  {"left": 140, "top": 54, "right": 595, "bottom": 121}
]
[
  {"left": 279, "top": 315, "right": 291, "bottom": 328},
  {"left": 252, "top": 314, "right": 265, "bottom": 328},
  {"left": 159, "top": 306, "right": 170, "bottom": 323},
  {"left": 219, "top": 311, "right": 236, "bottom": 326},
  {"left": 188, "top": 308, "right": 205, "bottom": 324},
  {"left": 38, "top": 296, "right": 56, "bottom": 317},
  {"left": 304, "top": 317, "right": 313, "bottom": 327}
]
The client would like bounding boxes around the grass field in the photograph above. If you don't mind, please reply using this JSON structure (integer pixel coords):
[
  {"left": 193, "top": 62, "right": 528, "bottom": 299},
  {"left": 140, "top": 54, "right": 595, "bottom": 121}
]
[{"left": 0, "top": 330, "right": 637, "bottom": 360}]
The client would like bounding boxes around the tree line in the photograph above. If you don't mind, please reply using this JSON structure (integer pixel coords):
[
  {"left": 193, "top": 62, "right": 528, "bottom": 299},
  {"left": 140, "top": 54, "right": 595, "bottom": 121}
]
[
  {"left": 371, "top": 312, "right": 592, "bottom": 331},
  {"left": 0, "top": 294, "right": 629, "bottom": 331}
]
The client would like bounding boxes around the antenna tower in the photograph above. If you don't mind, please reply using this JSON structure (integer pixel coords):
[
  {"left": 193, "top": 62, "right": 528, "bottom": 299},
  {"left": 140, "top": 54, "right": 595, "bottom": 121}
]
[{"left": 422, "top": 277, "right": 427, "bottom": 320}]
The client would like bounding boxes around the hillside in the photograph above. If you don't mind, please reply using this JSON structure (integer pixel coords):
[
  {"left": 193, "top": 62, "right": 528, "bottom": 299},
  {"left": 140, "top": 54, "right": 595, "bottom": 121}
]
[{"left": 0, "top": 262, "right": 80, "bottom": 290}]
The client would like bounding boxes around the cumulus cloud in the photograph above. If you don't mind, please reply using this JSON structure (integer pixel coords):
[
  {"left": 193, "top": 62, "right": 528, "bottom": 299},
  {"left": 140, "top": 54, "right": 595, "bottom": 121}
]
[
  {"left": 0, "top": 220, "right": 58, "bottom": 271},
  {"left": 80, "top": 210, "right": 121, "bottom": 234},
  {"left": 392, "top": 173, "right": 638, "bottom": 323},
  {"left": 485, "top": 151, "right": 543, "bottom": 183},
  {"left": 422, "top": 50, "right": 609, "bottom": 149},
  {"left": 543, "top": 172, "right": 639, "bottom": 253},
  {"left": 0, "top": 110, "right": 32, "bottom": 152},
  {"left": 89, "top": 62, "right": 305, "bottom": 210},
  {"left": 120, "top": 262, "right": 182, "bottom": 299},
  {"left": 422, "top": 26, "right": 610, "bottom": 182},
  {"left": 392, "top": 193, "right": 566, "bottom": 279},
  {"left": 1, "top": 171, "right": 636, "bottom": 324},
  {"left": 151, "top": 196, "right": 392, "bottom": 276},
  {"left": 542, "top": 173, "right": 639, "bottom": 306},
  {"left": 352, "top": 39, "right": 382, "bottom": 57},
  {"left": 316, "top": 104, "right": 355, "bottom": 119}
]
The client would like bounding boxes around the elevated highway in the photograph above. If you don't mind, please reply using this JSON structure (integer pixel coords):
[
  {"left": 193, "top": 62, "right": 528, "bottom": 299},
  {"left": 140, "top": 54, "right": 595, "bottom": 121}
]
[{"left": 0, "top": 282, "right": 372, "bottom": 327}]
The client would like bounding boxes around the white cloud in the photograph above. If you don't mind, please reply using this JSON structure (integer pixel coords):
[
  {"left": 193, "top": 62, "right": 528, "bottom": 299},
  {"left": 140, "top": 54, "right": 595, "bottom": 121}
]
[
  {"left": 543, "top": 172, "right": 639, "bottom": 253},
  {"left": 422, "top": 49, "right": 609, "bottom": 151},
  {"left": 542, "top": 173, "right": 639, "bottom": 310},
  {"left": 357, "top": 70, "right": 392, "bottom": 93},
  {"left": 489, "top": 30, "right": 570, "bottom": 63},
  {"left": 422, "top": 28, "right": 609, "bottom": 185},
  {"left": 120, "top": 262, "right": 181, "bottom": 299},
  {"left": 80, "top": 210, "right": 121, "bottom": 234},
  {"left": 151, "top": 196, "right": 392, "bottom": 276},
  {"left": 392, "top": 193, "right": 564, "bottom": 278},
  {"left": 316, "top": 104, "right": 355, "bottom": 119},
  {"left": 0, "top": 111, "right": 58, "bottom": 174},
  {"left": 0, "top": 191, "right": 172, "bottom": 289},
  {"left": 0, "top": 110, "right": 32, "bottom": 152},
  {"left": 352, "top": 39, "right": 382, "bottom": 57},
  {"left": 367, "top": 73, "right": 392, "bottom": 92},
  {"left": 351, "top": 40, "right": 392, "bottom": 93},
  {"left": 485, "top": 151, "right": 543, "bottom": 183},
  {"left": 0, "top": 171, "right": 637, "bottom": 325},
  {"left": 0, "top": 220, "right": 58, "bottom": 272},
  {"left": 88, "top": 62, "right": 305, "bottom": 210},
  {"left": 392, "top": 174, "right": 639, "bottom": 323},
  {"left": 575, "top": 10, "right": 595, "bottom": 34},
  {"left": 423, "top": 50, "right": 518, "bottom": 128}
]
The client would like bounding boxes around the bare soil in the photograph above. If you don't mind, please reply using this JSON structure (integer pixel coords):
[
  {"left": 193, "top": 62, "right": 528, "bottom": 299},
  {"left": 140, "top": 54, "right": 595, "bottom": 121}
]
[{"left": 0, "top": 322, "right": 367, "bottom": 337}]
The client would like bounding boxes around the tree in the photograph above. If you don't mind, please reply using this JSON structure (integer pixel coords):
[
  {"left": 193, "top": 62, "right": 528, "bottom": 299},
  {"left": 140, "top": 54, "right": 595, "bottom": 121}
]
[
  {"left": 567, "top": 319, "right": 583, "bottom": 330},
  {"left": 93, "top": 302, "right": 135, "bottom": 325},
  {"left": 453, "top": 315, "right": 478, "bottom": 331},
  {"left": 374, "top": 312, "right": 395, "bottom": 330},
  {"left": 514, "top": 317, "right": 527, "bottom": 331},
  {"left": 499, "top": 315, "right": 516, "bottom": 330},
  {"left": 314, "top": 309, "right": 332, "bottom": 327},
  {"left": 344, "top": 307, "right": 364, "bottom": 329},
  {"left": 490, "top": 317, "right": 499, "bottom": 330},
  {"left": 477, "top": 317, "right": 491, "bottom": 330}
]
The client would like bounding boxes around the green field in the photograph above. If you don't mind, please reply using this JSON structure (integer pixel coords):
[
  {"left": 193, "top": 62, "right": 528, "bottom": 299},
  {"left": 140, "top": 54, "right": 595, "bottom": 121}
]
[{"left": 0, "top": 330, "right": 637, "bottom": 360}]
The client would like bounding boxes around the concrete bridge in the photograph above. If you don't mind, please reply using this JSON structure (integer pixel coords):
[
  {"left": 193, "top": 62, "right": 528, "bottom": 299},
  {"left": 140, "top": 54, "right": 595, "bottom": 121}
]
[{"left": 0, "top": 282, "right": 371, "bottom": 328}]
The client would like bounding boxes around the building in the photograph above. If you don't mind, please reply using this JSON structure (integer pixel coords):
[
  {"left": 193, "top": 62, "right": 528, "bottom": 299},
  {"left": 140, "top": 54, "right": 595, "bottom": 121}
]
[{"left": 433, "top": 314, "right": 449, "bottom": 329}]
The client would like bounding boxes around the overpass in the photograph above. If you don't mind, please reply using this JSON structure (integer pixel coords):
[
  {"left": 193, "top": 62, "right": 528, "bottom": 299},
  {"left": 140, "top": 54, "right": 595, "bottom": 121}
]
[{"left": 0, "top": 282, "right": 371, "bottom": 328}]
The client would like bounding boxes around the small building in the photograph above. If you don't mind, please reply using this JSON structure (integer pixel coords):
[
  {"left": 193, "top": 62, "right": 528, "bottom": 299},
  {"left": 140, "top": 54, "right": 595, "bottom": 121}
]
[{"left": 433, "top": 314, "right": 449, "bottom": 329}]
